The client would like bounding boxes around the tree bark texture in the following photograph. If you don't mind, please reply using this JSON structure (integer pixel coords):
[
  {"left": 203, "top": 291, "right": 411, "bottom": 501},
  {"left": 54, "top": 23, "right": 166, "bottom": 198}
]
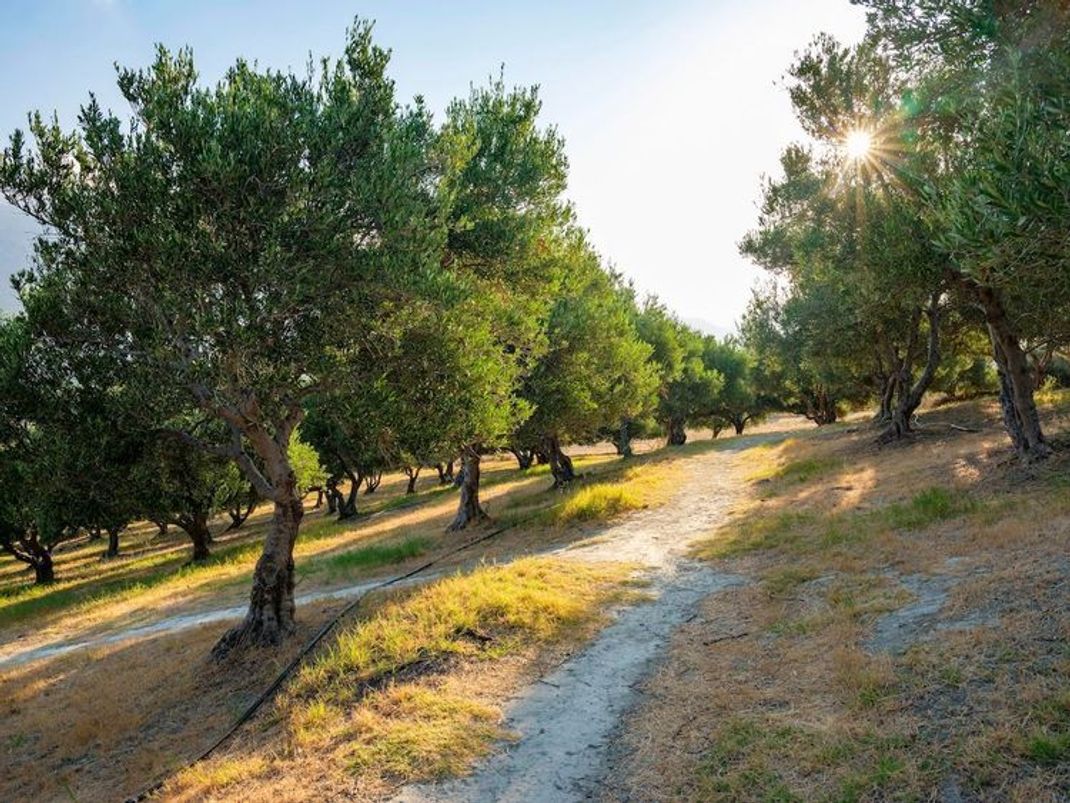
[
  {"left": 447, "top": 447, "right": 489, "bottom": 532},
  {"left": 509, "top": 447, "right": 536, "bottom": 470},
  {"left": 975, "top": 284, "right": 1051, "bottom": 461}
]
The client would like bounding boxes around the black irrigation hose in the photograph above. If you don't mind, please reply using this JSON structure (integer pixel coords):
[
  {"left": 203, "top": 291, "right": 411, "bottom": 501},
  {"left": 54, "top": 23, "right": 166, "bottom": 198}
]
[{"left": 125, "top": 516, "right": 526, "bottom": 803}]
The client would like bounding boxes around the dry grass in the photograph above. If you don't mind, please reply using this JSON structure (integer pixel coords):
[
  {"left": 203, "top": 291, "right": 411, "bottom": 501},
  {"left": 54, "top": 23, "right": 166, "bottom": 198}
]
[
  {"left": 163, "top": 557, "right": 639, "bottom": 801},
  {"left": 609, "top": 397, "right": 1070, "bottom": 802},
  {"left": 0, "top": 431, "right": 728, "bottom": 803}
]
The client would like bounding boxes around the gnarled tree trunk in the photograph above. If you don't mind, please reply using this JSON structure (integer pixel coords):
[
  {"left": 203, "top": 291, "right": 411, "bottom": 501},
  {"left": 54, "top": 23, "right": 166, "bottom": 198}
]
[
  {"left": 667, "top": 417, "right": 687, "bottom": 446},
  {"left": 363, "top": 471, "right": 382, "bottom": 495},
  {"left": 325, "top": 475, "right": 341, "bottom": 514},
  {"left": 804, "top": 390, "right": 838, "bottom": 426},
  {"left": 338, "top": 468, "right": 361, "bottom": 520},
  {"left": 612, "top": 419, "right": 634, "bottom": 457},
  {"left": 731, "top": 414, "right": 749, "bottom": 436},
  {"left": 447, "top": 446, "right": 489, "bottom": 532},
  {"left": 509, "top": 447, "right": 536, "bottom": 470},
  {"left": 435, "top": 461, "right": 454, "bottom": 485},
  {"left": 404, "top": 466, "right": 421, "bottom": 494},
  {"left": 213, "top": 491, "right": 302, "bottom": 658},
  {"left": 2, "top": 535, "right": 56, "bottom": 584},
  {"left": 976, "top": 285, "right": 1051, "bottom": 461},
  {"left": 226, "top": 489, "right": 257, "bottom": 532},
  {"left": 880, "top": 296, "right": 941, "bottom": 443}
]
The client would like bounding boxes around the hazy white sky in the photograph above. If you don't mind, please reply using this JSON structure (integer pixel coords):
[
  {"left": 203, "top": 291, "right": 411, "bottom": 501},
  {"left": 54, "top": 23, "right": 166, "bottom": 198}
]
[{"left": 0, "top": 0, "right": 867, "bottom": 331}]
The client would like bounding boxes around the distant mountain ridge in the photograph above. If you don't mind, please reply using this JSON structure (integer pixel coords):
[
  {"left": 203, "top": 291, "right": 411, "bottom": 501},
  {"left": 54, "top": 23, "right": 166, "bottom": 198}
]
[{"left": 683, "top": 316, "right": 734, "bottom": 339}]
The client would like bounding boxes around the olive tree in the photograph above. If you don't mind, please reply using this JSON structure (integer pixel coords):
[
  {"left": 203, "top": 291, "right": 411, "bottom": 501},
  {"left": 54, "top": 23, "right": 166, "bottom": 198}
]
[
  {"left": 0, "top": 22, "right": 445, "bottom": 654},
  {"left": 512, "top": 236, "right": 657, "bottom": 485},
  {"left": 434, "top": 78, "right": 570, "bottom": 530}
]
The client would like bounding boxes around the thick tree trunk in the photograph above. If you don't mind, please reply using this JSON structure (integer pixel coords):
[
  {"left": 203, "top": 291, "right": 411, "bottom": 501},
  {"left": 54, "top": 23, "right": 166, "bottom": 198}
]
[
  {"left": 404, "top": 466, "right": 420, "bottom": 495},
  {"left": 667, "top": 417, "right": 687, "bottom": 446},
  {"left": 875, "top": 373, "right": 897, "bottom": 424},
  {"left": 509, "top": 447, "right": 535, "bottom": 470},
  {"left": 178, "top": 512, "right": 213, "bottom": 562},
  {"left": 325, "top": 476, "right": 340, "bottom": 514},
  {"left": 103, "top": 527, "right": 121, "bottom": 559},
  {"left": 542, "top": 436, "right": 576, "bottom": 486},
  {"left": 213, "top": 493, "right": 302, "bottom": 658},
  {"left": 34, "top": 554, "right": 54, "bottom": 585},
  {"left": 613, "top": 420, "right": 634, "bottom": 457},
  {"left": 363, "top": 471, "right": 382, "bottom": 495},
  {"left": 732, "top": 415, "right": 747, "bottom": 436},
  {"left": 975, "top": 285, "right": 1051, "bottom": 461},
  {"left": 2, "top": 537, "right": 56, "bottom": 584},
  {"left": 447, "top": 447, "right": 489, "bottom": 532}
]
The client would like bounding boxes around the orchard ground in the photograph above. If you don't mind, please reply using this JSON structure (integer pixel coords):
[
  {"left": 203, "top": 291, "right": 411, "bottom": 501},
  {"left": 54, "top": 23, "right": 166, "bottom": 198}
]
[{"left": 2, "top": 400, "right": 1069, "bottom": 801}]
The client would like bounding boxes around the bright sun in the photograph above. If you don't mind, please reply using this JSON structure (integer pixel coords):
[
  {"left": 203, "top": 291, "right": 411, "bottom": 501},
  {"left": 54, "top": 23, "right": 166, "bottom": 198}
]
[{"left": 844, "top": 129, "right": 873, "bottom": 160}]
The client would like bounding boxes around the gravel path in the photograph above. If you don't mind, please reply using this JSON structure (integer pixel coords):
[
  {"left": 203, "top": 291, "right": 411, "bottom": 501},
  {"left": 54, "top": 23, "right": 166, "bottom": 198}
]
[{"left": 394, "top": 435, "right": 771, "bottom": 803}]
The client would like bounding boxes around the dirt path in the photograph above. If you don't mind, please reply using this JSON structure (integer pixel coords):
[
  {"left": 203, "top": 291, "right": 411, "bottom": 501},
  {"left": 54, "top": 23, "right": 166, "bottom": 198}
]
[{"left": 394, "top": 435, "right": 770, "bottom": 803}]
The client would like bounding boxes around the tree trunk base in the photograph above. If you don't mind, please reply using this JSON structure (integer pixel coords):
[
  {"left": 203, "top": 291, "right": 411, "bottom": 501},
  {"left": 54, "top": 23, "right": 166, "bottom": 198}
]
[
  {"left": 446, "top": 504, "right": 490, "bottom": 532},
  {"left": 447, "top": 449, "right": 488, "bottom": 532},
  {"left": 212, "top": 554, "right": 296, "bottom": 658},
  {"left": 213, "top": 497, "right": 302, "bottom": 659}
]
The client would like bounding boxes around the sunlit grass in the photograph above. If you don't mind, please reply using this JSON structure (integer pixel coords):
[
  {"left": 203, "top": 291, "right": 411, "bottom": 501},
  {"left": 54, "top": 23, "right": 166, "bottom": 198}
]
[
  {"left": 321, "top": 537, "right": 433, "bottom": 575},
  {"left": 293, "top": 557, "right": 637, "bottom": 699},
  {"left": 696, "top": 486, "right": 980, "bottom": 560},
  {"left": 166, "top": 557, "right": 642, "bottom": 797},
  {"left": 555, "top": 484, "right": 643, "bottom": 523}
]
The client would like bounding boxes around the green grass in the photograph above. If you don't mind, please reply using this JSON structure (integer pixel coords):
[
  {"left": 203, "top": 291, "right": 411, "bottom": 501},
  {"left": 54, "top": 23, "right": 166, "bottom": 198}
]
[
  {"left": 322, "top": 537, "right": 432, "bottom": 574},
  {"left": 693, "top": 718, "right": 912, "bottom": 802},
  {"left": 293, "top": 557, "right": 636, "bottom": 700},
  {"left": 884, "top": 487, "right": 976, "bottom": 530},
  {"left": 1023, "top": 693, "right": 1070, "bottom": 765},
  {"left": 249, "top": 557, "right": 639, "bottom": 789},
  {"left": 695, "top": 511, "right": 816, "bottom": 559},
  {"left": 776, "top": 457, "right": 840, "bottom": 484}
]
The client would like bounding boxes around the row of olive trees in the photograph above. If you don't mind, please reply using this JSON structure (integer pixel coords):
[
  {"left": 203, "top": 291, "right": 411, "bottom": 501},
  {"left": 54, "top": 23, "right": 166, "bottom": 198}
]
[
  {"left": 738, "top": 0, "right": 1070, "bottom": 458},
  {"left": 0, "top": 20, "right": 761, "bottom": 656}
]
